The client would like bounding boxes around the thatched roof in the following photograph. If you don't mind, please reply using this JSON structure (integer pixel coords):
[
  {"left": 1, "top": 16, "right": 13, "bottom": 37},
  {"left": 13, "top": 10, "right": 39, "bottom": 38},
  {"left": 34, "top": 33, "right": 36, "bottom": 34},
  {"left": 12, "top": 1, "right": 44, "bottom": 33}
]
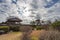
[
  {"left": 36, "top": 19, "right": 40, "bottom": 21},
  {"left": 7, "top": 16, "right": 22, "bottom": 22}
]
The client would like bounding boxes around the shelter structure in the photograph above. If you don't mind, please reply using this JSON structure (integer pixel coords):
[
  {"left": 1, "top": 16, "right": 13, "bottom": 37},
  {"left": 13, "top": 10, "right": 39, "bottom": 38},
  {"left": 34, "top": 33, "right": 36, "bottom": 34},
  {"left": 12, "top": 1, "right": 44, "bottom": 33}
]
[
  {"left": 6, "top": 16, "right": 22, "bottom": 26},
  {"left": 6, "top": 16, "right": 22, "bottom": 31}
]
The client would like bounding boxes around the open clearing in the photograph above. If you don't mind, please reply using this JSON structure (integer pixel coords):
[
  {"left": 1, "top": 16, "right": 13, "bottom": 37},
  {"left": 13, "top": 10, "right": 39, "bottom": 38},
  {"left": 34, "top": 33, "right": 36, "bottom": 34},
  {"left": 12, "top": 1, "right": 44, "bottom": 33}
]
[
  {"left": 0, "top": 30, "right": 46, "bottom": 40},
  {"left": 0, "top": 32, "right": 22, "bottom": 40},
  {"left": 30, "top": 30, "right": 46, "bottom": 40}
]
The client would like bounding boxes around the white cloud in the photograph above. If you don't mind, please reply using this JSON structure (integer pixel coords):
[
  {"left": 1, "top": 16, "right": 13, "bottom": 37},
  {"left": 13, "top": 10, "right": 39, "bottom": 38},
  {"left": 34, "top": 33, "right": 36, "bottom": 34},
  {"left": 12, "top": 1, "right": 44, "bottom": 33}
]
[
  {"left": 0, "top": 0, "right": 22, "bottom": 22},
  {"left": 0, "top": 0, "right": 60, "bottom": 24}
]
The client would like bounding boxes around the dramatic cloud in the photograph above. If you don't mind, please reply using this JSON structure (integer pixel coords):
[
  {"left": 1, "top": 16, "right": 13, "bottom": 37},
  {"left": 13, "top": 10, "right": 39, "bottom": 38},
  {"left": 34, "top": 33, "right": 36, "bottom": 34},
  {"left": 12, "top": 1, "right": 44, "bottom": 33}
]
[{"left": 0, "top": 0, "right": 60, "bottom": 24}]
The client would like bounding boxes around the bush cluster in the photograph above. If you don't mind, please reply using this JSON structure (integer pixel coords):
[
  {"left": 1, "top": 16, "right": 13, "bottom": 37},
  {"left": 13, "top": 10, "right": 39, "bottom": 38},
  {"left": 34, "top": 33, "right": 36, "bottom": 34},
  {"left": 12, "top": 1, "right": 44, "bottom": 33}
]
[
  {"left": 51, "top": 21, "right": 60, "bottom": 31},
  {"left": 0, "top": 26, "right": 9, "bottom": 33},
  {"left": 10, "top": 26, "right": 20, "bottom": 31},
  {"left": 39, "top": 31, "right": 60, "bottom": 40},
  {"left": 20, "top": 26, "right": 32, "bottom": 40}
]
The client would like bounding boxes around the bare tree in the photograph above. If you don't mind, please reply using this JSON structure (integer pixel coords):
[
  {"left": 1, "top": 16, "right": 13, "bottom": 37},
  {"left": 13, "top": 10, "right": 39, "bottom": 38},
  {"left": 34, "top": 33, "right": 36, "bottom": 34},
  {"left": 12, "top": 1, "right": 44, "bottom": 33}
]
[{"left": 35, "top": 13, "right": 41, "bottom": 26}]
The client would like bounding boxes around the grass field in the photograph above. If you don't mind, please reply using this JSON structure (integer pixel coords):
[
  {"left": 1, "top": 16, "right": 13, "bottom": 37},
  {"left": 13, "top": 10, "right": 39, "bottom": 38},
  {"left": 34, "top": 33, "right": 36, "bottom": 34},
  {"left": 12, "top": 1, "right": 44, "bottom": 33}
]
[
  {"left": 30, "top": 30, "right": 45, "bottom": 40},
  {"left": 0, "top": 30, "right": 44, "bottom": 40},
  {"left": 0, "top": 26, "right": 9, "bottom": 29},
  {"left": 0, "top": 30, "right": 60, "bottom": 40},
  {"left": 0, "top": 32, "right": 22, "bottom": 40}
]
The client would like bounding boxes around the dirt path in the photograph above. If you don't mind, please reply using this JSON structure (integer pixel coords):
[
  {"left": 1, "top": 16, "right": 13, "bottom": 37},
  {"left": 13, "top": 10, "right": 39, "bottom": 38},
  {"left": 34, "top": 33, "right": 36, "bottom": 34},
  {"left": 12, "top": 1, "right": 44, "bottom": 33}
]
[{"left": 0, "top": 32, "right": 22, "bottom": 40}]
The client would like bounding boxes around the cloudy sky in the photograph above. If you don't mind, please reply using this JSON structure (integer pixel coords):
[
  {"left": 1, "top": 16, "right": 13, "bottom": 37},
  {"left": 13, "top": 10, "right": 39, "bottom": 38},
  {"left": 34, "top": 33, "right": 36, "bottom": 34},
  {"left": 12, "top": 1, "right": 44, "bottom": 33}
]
[{"left": 0, "top": 0, "right": 60, "bottom": 24}]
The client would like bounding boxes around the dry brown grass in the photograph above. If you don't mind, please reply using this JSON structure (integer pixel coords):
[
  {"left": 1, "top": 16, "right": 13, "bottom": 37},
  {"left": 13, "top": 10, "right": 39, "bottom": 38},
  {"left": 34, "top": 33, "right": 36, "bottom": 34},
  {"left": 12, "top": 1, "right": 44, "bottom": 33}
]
[
  {"left": 0, "top": 32, "right": 22, "bottom": 40},
  {"left": 1, "top": 30, "right": 59, "bottom": 40},
  {"left": 30, "top": 30, "right": 60, "bottom": 40},
  {"left": 20, "top": 26, "right": 32, "bottom": 40},
  {"left": 39, "top": 30, "right": 60, "bottom": 40},
  {"left": 30, "top": 30, "right": 46, "bottom": 40}
]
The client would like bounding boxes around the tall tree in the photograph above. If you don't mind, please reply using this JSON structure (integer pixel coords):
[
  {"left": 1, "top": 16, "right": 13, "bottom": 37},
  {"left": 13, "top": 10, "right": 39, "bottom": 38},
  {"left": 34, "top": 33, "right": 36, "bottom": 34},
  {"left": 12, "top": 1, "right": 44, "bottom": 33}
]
[{"left": 35, "top": 13, "right": 41, "bottom": 25}]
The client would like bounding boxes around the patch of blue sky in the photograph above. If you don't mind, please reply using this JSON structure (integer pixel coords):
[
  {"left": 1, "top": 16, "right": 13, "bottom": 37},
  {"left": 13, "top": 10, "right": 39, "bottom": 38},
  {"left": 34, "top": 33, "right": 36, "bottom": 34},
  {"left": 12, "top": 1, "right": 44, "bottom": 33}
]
[
  {"left": 0, "top": 0, "right": 4, "bottom": 3},
  {"left": 11, "top": 0, "right": 17, "bottom": 4},
  {"left": 0, "top": 0, "right": 6, "bottom": 3},
  {"left": 45, "top": 0, "right": 59, "bottom": 8},
  {"left": 17, "top": 10, "right": 23, "bottom": 15}
]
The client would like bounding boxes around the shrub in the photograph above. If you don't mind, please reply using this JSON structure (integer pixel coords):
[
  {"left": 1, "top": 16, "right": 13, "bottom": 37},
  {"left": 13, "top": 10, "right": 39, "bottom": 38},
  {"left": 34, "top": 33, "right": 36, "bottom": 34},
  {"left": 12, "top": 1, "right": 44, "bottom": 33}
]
[
  {"left": 12, "top": 26, "right": 20, "bottom": 31},
  {"left": 39, "top": 30, "right": 60, "bottom": 40},
  {"left": 9, "top": 25, "right": 20, "bottom": 31},
  {"left": 36, "top": 26, "right": 43, "bottom": 30},
  {"left": 20, "top": 26, "right": 32, "bottom": 40},
  {"left": 20, "top": 26, "right": 32, "bottom": 32},
  {"left": 51, "top": 21, "right": 60, "bottom": 31},
  {"left": 0, "top": 26, "right": 9, "bottom": 33},
  {"left": 21, "top": 33, "right": 31, "bottom": 40},
  {"left": 32, "top": 25, "right": 36, "bottom": 30},
  {"left": 36, "top": 26, "right": 49, "bottom": 30}
]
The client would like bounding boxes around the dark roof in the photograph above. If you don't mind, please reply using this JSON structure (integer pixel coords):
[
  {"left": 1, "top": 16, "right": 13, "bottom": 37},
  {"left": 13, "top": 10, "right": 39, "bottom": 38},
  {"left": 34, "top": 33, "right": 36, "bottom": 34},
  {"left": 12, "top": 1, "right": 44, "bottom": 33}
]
[
  {"left": 7, "top": 17, "right": 22, "bottom": 22},
  {"left": 36, "top": 19, "right": 40, "bottom": 21}
]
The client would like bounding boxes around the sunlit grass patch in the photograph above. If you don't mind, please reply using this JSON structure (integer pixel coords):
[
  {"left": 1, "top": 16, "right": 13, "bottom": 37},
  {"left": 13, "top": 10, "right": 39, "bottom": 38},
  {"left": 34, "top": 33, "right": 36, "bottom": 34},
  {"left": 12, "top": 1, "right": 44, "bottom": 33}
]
[
  {"left": 10, "top": 32, "right": 22, "bottom": 34},
  {"left": 0, "top": 26, "right": 9, "bottom": 29},
  {"left": 31, "top": 36, "right": 38, "bottom": 40},
  {"left": 30, "top": 30, "right": 41, "bottom": 40}
]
